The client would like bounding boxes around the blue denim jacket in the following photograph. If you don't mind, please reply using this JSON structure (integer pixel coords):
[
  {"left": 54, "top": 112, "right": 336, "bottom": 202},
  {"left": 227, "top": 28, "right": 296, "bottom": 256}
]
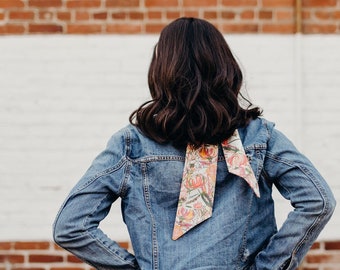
[{"left": 53, "top": 118, "right": 336, "bottom": 270}]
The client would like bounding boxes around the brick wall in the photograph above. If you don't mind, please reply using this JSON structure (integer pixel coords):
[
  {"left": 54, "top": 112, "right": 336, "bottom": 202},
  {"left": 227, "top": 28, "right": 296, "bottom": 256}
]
[
  {"left": 299, "top": 241, "right": 340, "bottom": 270},
  {"left": 0, "top": 241, "right": 128, "bottom": 270},
  {"left": 1, "top": 241, "right": 340, "bottom": 270},
  {"left": 0, "top": 0, "right": 340, "bottom": 34}
]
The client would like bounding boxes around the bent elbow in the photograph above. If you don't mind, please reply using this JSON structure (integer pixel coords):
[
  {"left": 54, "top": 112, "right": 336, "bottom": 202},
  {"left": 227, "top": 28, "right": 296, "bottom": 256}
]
[
  {"left": 52, "top": 217, "right": 69, "bottom": 248},
  {"left": 298, "top": 186, "right": 336, "bottom": 226},
  {"left": 314, "top": 189, "right": 337, "bottom": 225},
  {"left": 324, "top": 193, "right": 336, "bottom": 220},
  {"left": 53, "top": 214, "right": 82, "bottom": 249}
]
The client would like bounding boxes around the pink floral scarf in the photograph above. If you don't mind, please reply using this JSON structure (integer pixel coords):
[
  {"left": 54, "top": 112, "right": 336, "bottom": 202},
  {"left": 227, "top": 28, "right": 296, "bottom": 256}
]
[{"left": 172, "top": 129, "right": 259, "bottom": 240}]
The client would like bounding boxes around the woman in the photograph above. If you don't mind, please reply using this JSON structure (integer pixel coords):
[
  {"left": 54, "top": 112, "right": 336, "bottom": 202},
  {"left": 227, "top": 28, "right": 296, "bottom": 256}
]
[{"left": 53, "top": 17, "right": 336, "bottom": 270}]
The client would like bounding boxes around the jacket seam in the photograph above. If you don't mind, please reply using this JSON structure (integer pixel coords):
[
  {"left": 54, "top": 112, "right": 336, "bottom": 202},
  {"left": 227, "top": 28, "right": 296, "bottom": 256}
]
[
  {"left": 118, "top": 126, "right": 132, "bottom": 198},
  {"left": 142, "top": 162, "right": 159, "bottom": 270},
  {"left": 125, "top": 127, "right": 132, "bottom": 157},
  {"left": 129, "top": 155, "right": 185, "bottom": 163},
  {"left": 119, "top": 159, "right": 131, "bottom": 198},
  {"left": 72, "top": 158, "right": 127, "bottom": 194}
]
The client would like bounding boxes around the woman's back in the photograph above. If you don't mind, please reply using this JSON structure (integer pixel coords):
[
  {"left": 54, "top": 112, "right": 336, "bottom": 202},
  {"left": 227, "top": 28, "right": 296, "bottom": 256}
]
[{"left": 121, "top": 118, "right": 276, "bottom": 269}]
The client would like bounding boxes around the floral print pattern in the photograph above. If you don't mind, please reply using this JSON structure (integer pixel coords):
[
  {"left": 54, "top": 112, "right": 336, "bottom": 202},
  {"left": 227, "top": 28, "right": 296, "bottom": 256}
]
[
  {"left": 221, "top": 129, "right": 260, "bottom": 198},
  {"left": 172, "top": 129, "right": 259, "bottom": 240},
  {"left": 172, "top": 143, "right": 218, "bottom": 240}
]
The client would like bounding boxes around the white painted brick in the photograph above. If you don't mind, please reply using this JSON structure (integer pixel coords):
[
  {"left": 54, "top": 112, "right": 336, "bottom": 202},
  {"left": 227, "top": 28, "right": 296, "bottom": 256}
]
[{"left": 0, "top": 35, "right": 339, "bottom": 242}]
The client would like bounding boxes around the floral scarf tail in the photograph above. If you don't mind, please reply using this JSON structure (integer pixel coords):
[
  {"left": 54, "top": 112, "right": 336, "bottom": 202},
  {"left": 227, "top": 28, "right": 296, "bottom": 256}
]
[{"left": 172, "top": 129, "right": 259, "bottom": 240}]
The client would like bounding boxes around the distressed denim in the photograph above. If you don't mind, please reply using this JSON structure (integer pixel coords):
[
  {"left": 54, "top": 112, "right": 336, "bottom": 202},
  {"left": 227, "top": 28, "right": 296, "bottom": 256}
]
[{"left": 53, "top": 118, "right": 336, "bottom": 270}]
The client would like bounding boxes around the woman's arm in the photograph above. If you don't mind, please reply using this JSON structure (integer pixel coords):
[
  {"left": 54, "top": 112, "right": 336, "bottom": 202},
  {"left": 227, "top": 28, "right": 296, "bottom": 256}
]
[
  {"left": 253, "top": 128, "right": 336, "bottom": 270},
  {"left": 53, "top": 131, "right": 139, "bottom": 270}
]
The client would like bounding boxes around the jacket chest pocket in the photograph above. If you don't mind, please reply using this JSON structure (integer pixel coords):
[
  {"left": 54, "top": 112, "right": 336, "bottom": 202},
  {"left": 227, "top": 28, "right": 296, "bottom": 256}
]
[{"left": 245, "top": 144, "right": 266, "bottom": 181}]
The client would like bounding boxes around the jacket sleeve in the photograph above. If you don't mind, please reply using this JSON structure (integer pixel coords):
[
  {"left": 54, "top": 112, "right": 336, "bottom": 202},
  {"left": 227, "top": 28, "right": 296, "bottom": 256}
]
[
  {"left": 253, "top": 128, "right": 336, "bottom": 270},
  {"left": 53, "top": 130, "right": 140, "bottom": 270}
]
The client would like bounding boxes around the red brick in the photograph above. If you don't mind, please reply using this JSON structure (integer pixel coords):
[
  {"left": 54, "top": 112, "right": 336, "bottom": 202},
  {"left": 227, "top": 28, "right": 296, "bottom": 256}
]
[
  {"left": 0, "top": 13, "right": 4, "bottom": 20},
  {"left": 75, "top": 11, "right": 90, "bottom": 20},
  {"left": 145, "top": 23, "right": 166, "bottom": 33},
  {"left": 0, "top": 0, "right": 24, "bottom": 8},
  {"left": 29, "top": 255, "right": 63, "bottom": 263},
  {"left": 12, "top": 268, "right": 45, "bottom": 270},
  {"left": 0, "top": 254, "right": 25, "bottom": 263},
  {"left": 9, "top": 11, "right": 35, "bottom": 20},
  {"left": 67, "top": 24, "right": 102, "bottom": 34},
  {"left": 29, "top": 0, "right": 62, "bottom": 7},
  {"left": 302, "top": 0, "right": 336, "bottom": 6},
  {"left": 29, "top": 24, "right": 63, "bottom": 33},
  {"left": 145, "top": 0, "right": 178, "bottom": 7},
  {"left": 276, "top": 10, "right": 294, "bottom": 20},
  {"left": 148, "top": 11, "right": 162, "bottom": 19},
  {"left": 0, "top": 242, "right": 11, "bottom": 250},
  {"left": 204, "top": 11, "right": 218, "bottom": 19},
  {"left": 333, "top": 10, "right": 340, "bottom": 19},
  {"left": 310, "top": 241, "right": 321, "bottom": 250},
  {"left": 302, "top": 24, "right": 337, "bottom": 34},
  {"left": 67, "top": 255, "right": 83, "bottom": 263},
  {"left": 106, "top": 0, "right": 139, "bottom": 7},
  {"left": 240, "top": 10, "right": 255, "bottom": 19},
  {"left": 306, "top": 253, "right": 340, "bottom": 263},
  {"left": 14, "top": 242, "right": 50, "bottom": 250},
  {"left": 106, "top": 24, "right": 141, "bottom": 33},
  {"left": 222, "top": 0, "right": 257, "bottom": 6},
  {"left": 57, "top": 12, "right": 71, "bottom": 21},
  {"left": 221, "top": 11, "right": 235, "bottom": 19},
  {"left": 262, "top": 23, "right": 295, "bottom": 33},
  {"left": 129, "top": 11, "right": 144, "bottom": 20},
  {"left": 315, "top": 11, "right": 332, "bottom": 20},
  {"left": 262, "top": 0, "right": 294, "bottom": 7},
  {"left": 183, "top": 10, "right": 199, "bottom": 17},
  {"left": 66, "top": 0, "right": 101, "bottom": 8},
  {"left": 222, "top": 23, "right": 258, "bottom": 33},
  {"left": 166, "top": 11, "right": 180, "bottom": 19},
  {"left": 53, "top": 243, "right": 64, "bottom": 250},
  {"left": 259, "top": 10, "right": 273, "bottom": 19},
  {"left": 0, "top": 24, "right": 25, "bottom": 34},
  {"left": 325, "top": 241, "right": 340, "bottom": 250},
  {"left": 112, "top": 12, "right": 126, "bottom": 19},
  {"left": 183, "top": 0, "right": 217, "bottom": 7},
  {"left": 118, "top": 242, "right": 129, "bottom": 249},
  {"left": 93, "top": 12, "right": 108, "bottom": 20},
  {"left": 334, "top": 11, "right": 340, "bottom": 19}
]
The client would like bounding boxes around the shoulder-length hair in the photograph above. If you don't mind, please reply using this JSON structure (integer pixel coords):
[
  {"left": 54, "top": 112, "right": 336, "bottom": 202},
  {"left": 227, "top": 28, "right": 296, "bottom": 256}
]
[{"left": 129, "top": 17, "right": 261, "bottom": 148}]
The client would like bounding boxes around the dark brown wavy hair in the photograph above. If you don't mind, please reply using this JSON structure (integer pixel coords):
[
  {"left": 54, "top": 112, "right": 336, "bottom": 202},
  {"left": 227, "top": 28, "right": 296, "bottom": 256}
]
[{"left": 129, "top": 17, "right": 262, "bottom": 148}]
